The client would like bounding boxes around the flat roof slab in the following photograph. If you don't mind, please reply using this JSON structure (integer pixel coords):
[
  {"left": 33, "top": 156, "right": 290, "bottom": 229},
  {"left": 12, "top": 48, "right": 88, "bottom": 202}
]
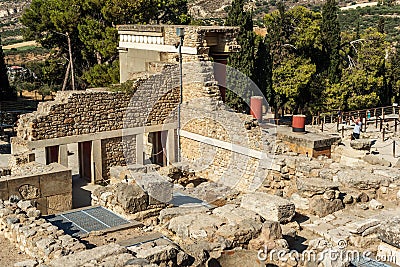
[{"left": 277, "top": 127, "right": 341, "bottom": 149}]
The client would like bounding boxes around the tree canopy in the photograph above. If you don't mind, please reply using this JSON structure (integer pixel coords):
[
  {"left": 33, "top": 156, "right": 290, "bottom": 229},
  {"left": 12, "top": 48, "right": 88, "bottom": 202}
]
[
  {"left": 0, "top": 35, "right": 14, "bottom": 100},
  {"left": 21, "top": 0, "right": 190, "bottom": 90}
]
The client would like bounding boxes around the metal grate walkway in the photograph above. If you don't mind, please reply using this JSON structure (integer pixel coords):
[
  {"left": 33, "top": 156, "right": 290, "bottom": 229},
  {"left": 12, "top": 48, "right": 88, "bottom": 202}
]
[{"left": 45, "top": 206, "right": 131, "bottom": 237}]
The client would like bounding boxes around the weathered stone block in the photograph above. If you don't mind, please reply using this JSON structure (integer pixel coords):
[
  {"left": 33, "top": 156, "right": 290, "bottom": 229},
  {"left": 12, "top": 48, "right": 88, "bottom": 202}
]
[
  {"left": 40, "top": 170, "right": 72, "bottom": 197},
  {"left": 363, "top": 155, "right": 391, "bottom": 167},
  {"left": 47, "top": 193, "right": 72, "bottom": 215},
  {"left": 350, "top": 139, "right": 371, "bottom": 150},
  {"left": 369, "top": 199, "right": 383, "bottom": 209},
  {"left": 50, "top": 243, "right": 128, "bottom": 267},
  {"left": 115, "top": 183, "right": 148, "bottom": 213},
  {"left": 240, "top": 192, "right": 295, "bottom": 223},
  {"left": 7, "top": 176, "right": 40, "bottom": 200},
  {"left": 159, "top": 205, "right": 209, "bottom": 223},
  {"left": 13, "top": 260, "right": 38, "bottom": 267},
  {"left": 378, "top": 217, "right": 400, "bottom": 248},
  {"left": 336, "top": 170, "right": 393, "bottom": 190},
  {"left": 290, "top": 193, "right": 309, "bottom": 210},
  {"left": 259, "top": 220, "right": 283, "bottom": 241},
  {"left": 135, "top": 173, "right": 173, "bottom": 203},
  {"left": 296, "top": 178, "right": 339, "bottom": 197},
  {"left": 347, "top": 218, "right": 381, "bottom": 234},
  {"left": 309, "top": 197, "right": 344, "bottom": 217}
]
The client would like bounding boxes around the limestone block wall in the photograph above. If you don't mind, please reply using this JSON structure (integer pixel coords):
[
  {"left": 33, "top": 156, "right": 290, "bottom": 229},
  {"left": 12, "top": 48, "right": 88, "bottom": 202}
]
[
  {"left": 0, "top": 199, "right": 85, "bottom": 263},
  {"left": 180, "top": 99, "right": 272, "bottom": 192},
  {"left": 101, "top": 137, "right": 137, "bottom": 179},
  {"left": 17, "top": 64, "right": 182, "bottom": 142},
  {"left": 181, "top": 105, "right": 263, "bottom": 150},
  {"left": 17, "top": 91, "right": 132, "bottom": 141},
  {"left": 0, "top": 162, "right": 72, "bottom": 215}
]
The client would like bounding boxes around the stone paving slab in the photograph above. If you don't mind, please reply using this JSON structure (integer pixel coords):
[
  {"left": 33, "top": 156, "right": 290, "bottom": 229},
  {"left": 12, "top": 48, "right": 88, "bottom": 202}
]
[
  {"left": 302, "top": 223, "right": 335, "bottom": 240},
  {"left": 346, "top": 219, "right": 381, "bottom": 234},
  {"left": 118, "top": 233, "right": 166, "bottom": 247}
]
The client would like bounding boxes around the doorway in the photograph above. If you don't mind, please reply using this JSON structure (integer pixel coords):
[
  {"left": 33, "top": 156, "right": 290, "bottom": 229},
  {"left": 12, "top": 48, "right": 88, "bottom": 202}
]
[
  {"left": 149, "top": 131, "right": 167, "bottom": 166},
  {"left": 213, "top": 56, "right": 227, "bottom": 102},
  {"left": 78, "top": 141, "right": 92, "bottom": 181},
  {"left": 45, "top": 145, "right": 59, "bottom": 165}
]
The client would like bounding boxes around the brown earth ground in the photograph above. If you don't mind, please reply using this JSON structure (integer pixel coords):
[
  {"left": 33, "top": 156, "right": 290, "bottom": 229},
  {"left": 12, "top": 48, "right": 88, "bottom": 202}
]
[{"left": 0, "top": 234, "right": 32, "bottom": 264}]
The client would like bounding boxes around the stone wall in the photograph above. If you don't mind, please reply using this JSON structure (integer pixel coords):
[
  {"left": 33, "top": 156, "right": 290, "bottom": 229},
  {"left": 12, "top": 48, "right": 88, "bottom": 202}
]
[
  {"left": 179, "top": 90, "right": 272, "bottom": 192},
  {"left": 0, "top": 199, "right": 85, "bottom": 263},
  {"left": 101, "top": 137, "right": 137, "bottom": 179},
  {"left": 17, "top": 91, "right": 131, "bottom": 141},
  {"left": 17, "top": 64, "right": 183, "bottom": 142},
  {"left": 0, "top": 162, "right": 72, "bottom": 215}
]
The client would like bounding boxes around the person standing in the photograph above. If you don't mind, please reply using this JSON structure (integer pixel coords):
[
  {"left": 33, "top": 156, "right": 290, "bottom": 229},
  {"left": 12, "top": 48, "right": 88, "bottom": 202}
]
[{"left": 352, "top": 116, "right": 362, "bottom": 139}]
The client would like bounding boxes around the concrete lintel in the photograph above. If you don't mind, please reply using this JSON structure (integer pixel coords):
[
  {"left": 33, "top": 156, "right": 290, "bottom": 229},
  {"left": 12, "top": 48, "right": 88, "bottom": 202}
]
[
  {"left": 18, "top": 123, "right": 177, "bottom": 150},
  {"left": 118, "top": 42, "right": 198, "bottom": 55},
  {"left": 180, "top": 130, "right": 273, "bottom": 162},
  {"left": 118, "top": 31, "right": 163, "bottom": 37}
]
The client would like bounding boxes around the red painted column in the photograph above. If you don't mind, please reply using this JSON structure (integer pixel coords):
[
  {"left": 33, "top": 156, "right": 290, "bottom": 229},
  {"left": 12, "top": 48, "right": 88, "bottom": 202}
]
[
  {"left": 292, "top": 115, "right": 306, "bottom": 132},
  {"left": 250, "top": 96, "right": 263, "bottom": 122}
]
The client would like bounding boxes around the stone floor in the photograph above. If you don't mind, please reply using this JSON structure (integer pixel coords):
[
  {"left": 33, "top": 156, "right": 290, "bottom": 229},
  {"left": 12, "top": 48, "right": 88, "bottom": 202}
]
[{"left": 302, "top": 200, "right": 400, "bottom": 251}]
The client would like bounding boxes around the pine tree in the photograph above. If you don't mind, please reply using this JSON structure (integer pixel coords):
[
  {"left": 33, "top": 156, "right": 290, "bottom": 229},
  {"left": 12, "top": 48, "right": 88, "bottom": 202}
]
[
  {"left": 321, "top": 0, "right": 341, "bottom": 84},
  {"left": 0, "top": 35, "right": 12, "bottom": 100}
]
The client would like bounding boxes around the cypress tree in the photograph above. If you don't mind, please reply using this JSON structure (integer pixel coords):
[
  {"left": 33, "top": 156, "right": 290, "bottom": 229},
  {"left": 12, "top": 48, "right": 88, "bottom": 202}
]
[
  {"left": 225, "top": 0, "right": 256, "bottom": 112},
  {"left": 321, "top": 0, "right": 341, "bottom": 84},
  {"left": 0, "top": 35, "right": 11, "bottom": 100},
  {"left": 254, "top": 36, "right": 274, "bottom": 108}
]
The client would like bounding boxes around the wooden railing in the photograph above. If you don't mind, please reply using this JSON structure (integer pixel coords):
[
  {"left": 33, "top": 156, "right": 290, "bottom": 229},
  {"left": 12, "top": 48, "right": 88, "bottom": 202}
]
[{"left": 312, "top": 106, "right": 400, "bottom": 125}]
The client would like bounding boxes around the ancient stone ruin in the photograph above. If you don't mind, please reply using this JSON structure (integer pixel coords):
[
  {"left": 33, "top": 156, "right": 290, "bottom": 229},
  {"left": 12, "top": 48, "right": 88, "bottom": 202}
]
[{"left": 0, "top": 24, "right": 400, "bottom": 267}]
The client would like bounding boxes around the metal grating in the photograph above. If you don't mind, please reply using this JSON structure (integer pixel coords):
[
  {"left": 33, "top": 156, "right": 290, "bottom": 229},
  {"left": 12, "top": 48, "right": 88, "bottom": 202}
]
[
  {"left": 45, "top": 206, "right": 131, "bottom": 237},
  {"left": 170, "top": 192, "right": 213, "bottom": 208},
  {"left": 351, "top": 257, "right": 393, "bottom": 267}
]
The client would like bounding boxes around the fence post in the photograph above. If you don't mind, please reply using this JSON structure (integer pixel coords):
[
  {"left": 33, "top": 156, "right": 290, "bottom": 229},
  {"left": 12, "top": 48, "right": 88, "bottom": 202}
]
[
  {"left": 383, "top": 128, "right": 385, "bottom": 141},
  {"left": 376, "top": 118, "right": 378, "bottom": 128},
  {"left": 337, "top": 119, "right": 339, "bottom": 132},
  {"left": 342, "top": 125, "right": 344, "bottom": 138},
  {"left": 380, "top": 118, "right": 383, "bottom": 132},
  {"left": 393, "top": 106, "right": 396, "bottom": 114},
  {"left": 393, "top": 140, "right": 396, "bottom": 158},
  {"left": 364, "top": 117, "right": 367, "bottom": 132},
  {"left": 382, "top": 107, "right": 385, "bottom": 119},
  {"left": 321, "top": 122, "right": 324, "bottom": 132}
]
